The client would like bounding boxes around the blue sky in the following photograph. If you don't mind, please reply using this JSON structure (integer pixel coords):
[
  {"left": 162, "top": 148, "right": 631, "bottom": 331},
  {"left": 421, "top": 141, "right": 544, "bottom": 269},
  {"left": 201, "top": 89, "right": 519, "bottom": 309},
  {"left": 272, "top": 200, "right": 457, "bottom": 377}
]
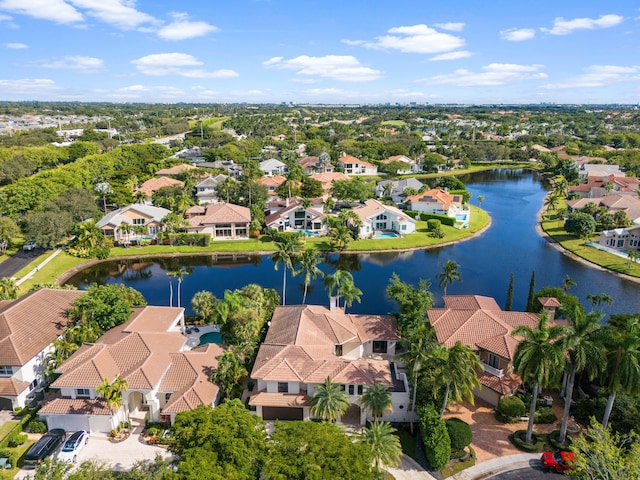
[{"left": 0, "top": 0, "right": 639, "bottom": 104}]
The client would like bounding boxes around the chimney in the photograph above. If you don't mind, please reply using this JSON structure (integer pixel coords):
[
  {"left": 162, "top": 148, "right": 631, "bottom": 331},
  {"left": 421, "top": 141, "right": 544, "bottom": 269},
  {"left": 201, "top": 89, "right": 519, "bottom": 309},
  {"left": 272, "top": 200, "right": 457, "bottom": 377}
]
[
  {"left": 329, "top": 296, "right": 338, "bottom": 312},
  {"left": 285, "top": 197, "right": 289, "bottom": 207}
]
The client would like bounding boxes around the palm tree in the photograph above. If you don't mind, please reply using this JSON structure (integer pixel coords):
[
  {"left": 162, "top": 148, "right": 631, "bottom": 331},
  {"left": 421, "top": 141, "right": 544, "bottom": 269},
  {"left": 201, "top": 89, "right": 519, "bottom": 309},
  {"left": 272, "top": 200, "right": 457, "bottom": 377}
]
[
  {"left": 271, "top": 236, "right": 301, "bottom": 305},
  {"left": 166, "top": 272, "right": 175, "bottom": 307},
  {"left": 329, "top": 224, "right": 352, "bottom": 251},
  {"left": 477, "top": 195, "right": 485, "bottom": 207},
  {"left": 558, "top": 306, "right": 605, "bottom": 444},
  {"left": 627, "top": 250, "right": 639, "bottom": 266},
  {"left": 586, "top": 293, "right": 613, "bottom": 310},
  {"left": 512, "top": 312, "right": 567, "bottom": 444},
  {"left": 435, "top": 341, "right": 482, "bottom": 418},
  {"left": 358, "top": 421, "right": 402, "bottom": 472},
  {"left": 360, "top": 383, "right": 392, "bottom": 422},
  {"left": 562, "top": 274, "right": 577, "bottom": 291},
  {"left": 74, "top": 220, "right": 104, "bottom": 250},
  {"left": 191, "top": 291, "right": 217, "bottom": 325},
  {"left": 167, "top": 267, "right": 191, "bottom": 308},
  {"left": 340, "top": 277, "right": 362, "bottom": 313},
  {"left": 96, "top": 375, "right": 129, "bottom": 413},
  {"left": 323, "top": 269, "right": 353, "bottom": 308},
  {"left": 310, "top": 377, "right": 350, "bottom": 422},
  {"left": 601, "top": 319, "right": 640, "bottom": 429},
  {"left": 293, "top": 248, "right": 324, "bottom": 304},
  {"left": 133, "top": 190, "right": 147, "bottom": 204},
  {"left": 544, "top": 194, "right": 559, "bottom": 212},
  {"left": 0, "top": 277, "right": 18, "bottom": 300},
  {"left": 436, "top": 259, "right": 462, "bottom": 296}
]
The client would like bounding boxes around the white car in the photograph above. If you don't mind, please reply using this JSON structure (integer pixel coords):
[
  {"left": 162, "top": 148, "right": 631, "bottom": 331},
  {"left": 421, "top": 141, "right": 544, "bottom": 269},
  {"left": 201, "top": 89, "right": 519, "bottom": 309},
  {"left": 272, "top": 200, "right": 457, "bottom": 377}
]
[
  {"left": 57, "top": 430, "right": 89, "bottom": 463},
  {"left": 22, "top": 241, "right": 36, "bottom": 251}
]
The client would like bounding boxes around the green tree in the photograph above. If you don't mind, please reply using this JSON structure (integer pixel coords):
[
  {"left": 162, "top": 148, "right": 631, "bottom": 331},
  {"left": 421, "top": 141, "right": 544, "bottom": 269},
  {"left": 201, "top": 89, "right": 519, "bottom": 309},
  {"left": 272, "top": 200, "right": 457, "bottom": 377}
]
[
  {"left": 505, "top": 272, "right": 514, "bottom": 311},
  {"left": 564, "top": 212, "right": 596, "bottom": 240},
  {"left": 357, "top": 421, "right": 402, "bottom": 472},
  {"left": 96, "top": 375, "right": 128, "bottom": 413},
  {"left": 562, "top": 274, "right": 577, "bottom": 292},
  {"left": 340, "top": 276, "right": 362, "bottom": 313},
  {"left": 323, "top": 269, "right": 357, "bottom": 308},
  {"left": 191, "top": 291, "right": 217, "bottom": 324},
  {"left": 525, "top": 271, "right": 536, "bottom": 312},
  {"left": 436, "top": 259, "right": 462, "bottom": 296},
  {"left": 544, "top": 193, "right": 559, "bottom": 212},
  {"left": 167, "top": 267, "right": 191, "bottom": 308},
  {"left": 271, "top": 235, "right": 302, "bottom": 306},
  {"left": 293, "top": 248, "right": 324, "bottom": 304},
  {"left": 419, "top": 404, "right": 451, "bottom": 471},
  {"left": 558, "top": 306, "right": 605, "bottom": 444},
  {"left": 0, "top": 216, "right": 20, "bottom": 254},
  {"left": 24, "top": 211, "right": 73, "bottom": 249},
  {"left": 361, "top": 383, "right": 392, "bottom": 422},
  {"left": 329, "top": 224, "right": 353, "bottom": 251},
  {"left": 211, "top": 349, "right": 248, "bottom": 400},
  {"left": 435, "top": 341, "right": 482, "bottom": 417},
  {"left": 69, "top": 284, "right": 146, "bottom": 332},
  {"left": 586, "top": 293, "right": 613, "bottom": 310},
  {"left": 386, "top": 273, "right": 433, "bottom": 335},
  {"left": 310, "top": 377, "right": 350, "bottom": 422},
  {"left": 512, "top": 312, "right": 567, "bottom": 444},
  {"left": 0, "top": 277, "right": 18, "bottom": 300}
]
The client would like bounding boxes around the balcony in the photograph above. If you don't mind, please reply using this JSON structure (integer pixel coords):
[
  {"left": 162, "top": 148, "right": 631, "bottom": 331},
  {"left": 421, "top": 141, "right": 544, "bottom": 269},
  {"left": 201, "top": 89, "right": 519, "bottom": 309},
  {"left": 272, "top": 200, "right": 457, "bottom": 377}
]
[{"left": 481, "top": 361, "right": 504, "bottom": 378}]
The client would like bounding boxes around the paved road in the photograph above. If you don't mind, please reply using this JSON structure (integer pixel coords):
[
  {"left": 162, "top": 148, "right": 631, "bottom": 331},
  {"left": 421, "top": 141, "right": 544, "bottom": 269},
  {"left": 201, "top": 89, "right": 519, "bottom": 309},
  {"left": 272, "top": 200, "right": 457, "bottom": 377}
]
[
  {"left": 0, "top": 248, "right": 43, "bottom": 278},
  {"left": 488, "top": 467, "right": 565, "bottom": 479}
]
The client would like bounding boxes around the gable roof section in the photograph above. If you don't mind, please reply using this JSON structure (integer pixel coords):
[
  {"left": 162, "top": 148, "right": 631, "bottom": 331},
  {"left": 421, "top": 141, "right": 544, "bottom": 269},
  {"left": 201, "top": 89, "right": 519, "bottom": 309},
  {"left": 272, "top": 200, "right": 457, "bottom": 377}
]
[
  {"left": 98, "top": 204, "right": 171, "bottom": 229},
  {"left": 338, "top": 155, "right": 374, "bottom": 167},
  {"left": 186, "top": 203, "right": 251, "bottom": 227},
  {"left": 195, "top": 174, "right": 229, "bottom": 188},
  {"left": 0, "top": 289, "right": 83, "bottom": 366},
  {"left": 257, "top": 175, "right": 286, "bottom": 187},
  {"left": 136, "top": 177, "right": 183, "bottom": 197},
  {"left": 353, "top": 199, "right": 416, "bottom": 224},
  {"left": 407, "top": 188, "right": 462, "bottom": 210}
]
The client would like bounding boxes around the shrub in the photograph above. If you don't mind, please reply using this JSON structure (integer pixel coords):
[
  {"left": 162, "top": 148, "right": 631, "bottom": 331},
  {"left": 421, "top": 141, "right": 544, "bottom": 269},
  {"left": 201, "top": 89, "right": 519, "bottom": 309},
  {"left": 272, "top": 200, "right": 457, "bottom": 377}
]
[
  {"left": 548, "top": 430, "right": 572, "bottom": 450},
  {"left": 0, "top": 448, "right": 18, "bottom": 469},
  {"left": 427, "top": 219, "right": 441, "bottom": 232},
  {"left": 404, "top": 210, "right": 419, "bottom": 219},
  {"left": 13, "top": 407, "right": 28, "bottom": 417},
  {"left": 419, "top": 404, "right": 451, "bottom": 471},
  {"left": 511, "top": 430, "right": 546, "bottom": 452},
  {"left": 497, "top": 396, "right": 526, "bottom": 419},
  {"left": 445, "top": 418, "right": 472, "bottom": 452},
  {"left": 419, "top": 213, "right": 455, "bottom": 226},
  {"left": 7, "top": 432, "right": 27, "bottom": 447},
  {"left": 534, "top": 407, "right": 557, "bottom": 424},
  {"left": 28, "top": 420, "right": 47, "bottom": 434},
  {"left": 168, "top": 233, "right": 211, "bottom": 247}
]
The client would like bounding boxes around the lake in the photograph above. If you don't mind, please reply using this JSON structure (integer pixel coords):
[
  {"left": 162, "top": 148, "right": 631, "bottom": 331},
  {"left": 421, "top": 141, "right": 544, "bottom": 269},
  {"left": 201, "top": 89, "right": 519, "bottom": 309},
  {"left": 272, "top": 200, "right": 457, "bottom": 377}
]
[{"left": 66, "top": 169, "right": 640, "bottom": 316}]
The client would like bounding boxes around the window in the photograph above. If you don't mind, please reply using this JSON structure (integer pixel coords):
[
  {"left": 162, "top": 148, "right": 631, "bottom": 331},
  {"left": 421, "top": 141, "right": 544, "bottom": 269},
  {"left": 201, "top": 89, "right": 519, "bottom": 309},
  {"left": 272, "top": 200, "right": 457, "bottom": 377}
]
[
  {"left": 375, "top": 214, "right": 388, "bottom": 220},
  {"left": 488, "top": 353, "right": 500, "bottom": 369},
  {"left": 348, "top": 385, "right": 355, "bottom": 395},
  {"left": 277, "top": 382, "right": 288, "bottom": 393},
  {"left": 0, "top": 366, "right": 12, "bottom": 375},
  {"left": 30, "top": 379, "right": 38, "bottom": 390},
  {"left": 133, "top": 218, "right": 145, "bottom": 225},
  {"left": 294, "top": 211, "right": 306, "bottom": 219},
  {"left": 76, "top": 388, "right": 90, "bottom": 398},
  {"left": 402, "top": 224, "right": 406, "bottom": 231},
  {"left": 215, "top": 224, "right": 232, "bottom": 237},
  {"left": 148, "top": 226, "right": 158, "bottom": 235},
  {"left": 373, "top": 341, "right": 388, "bottom": 354},
  {"left": 165, "top": 393, "right": 171, "bottom": 402},
  {"left": 335, "top": 344, "right": 343, "bottom": 356},
  {"left": 357, "top": 385, "right": 363, "bottom": 395}
]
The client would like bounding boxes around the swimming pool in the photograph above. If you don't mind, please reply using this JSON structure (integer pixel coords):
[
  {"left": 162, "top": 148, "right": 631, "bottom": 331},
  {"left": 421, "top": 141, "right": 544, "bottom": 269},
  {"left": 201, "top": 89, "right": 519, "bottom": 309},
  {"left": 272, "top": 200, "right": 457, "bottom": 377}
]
[
  {"left": 455, "top": 214, "right": 468, "bottom": 222},
  {"left": 373, "top": 231, "right": 400, "bottom": 239},
  {"left": 198, "top": 331, "right": 223, "bottom": 345},
  {"left": 302, "top": 230, "right": 319, "bottom": 236}
]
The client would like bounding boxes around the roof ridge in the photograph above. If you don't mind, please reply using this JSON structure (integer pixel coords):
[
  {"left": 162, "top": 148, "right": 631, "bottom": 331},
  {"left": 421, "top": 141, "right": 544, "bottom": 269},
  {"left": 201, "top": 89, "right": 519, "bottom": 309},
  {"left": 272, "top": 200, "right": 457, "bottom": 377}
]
[{"left": 283, "top": 358, "right": 303, "bottom": 381}]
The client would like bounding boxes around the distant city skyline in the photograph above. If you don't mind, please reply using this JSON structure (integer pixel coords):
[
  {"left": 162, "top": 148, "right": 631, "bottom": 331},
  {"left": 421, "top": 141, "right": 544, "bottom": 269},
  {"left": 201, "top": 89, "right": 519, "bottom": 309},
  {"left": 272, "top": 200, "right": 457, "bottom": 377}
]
[{"left": 1, "top": 0, "right": 639, "bottom": 104}]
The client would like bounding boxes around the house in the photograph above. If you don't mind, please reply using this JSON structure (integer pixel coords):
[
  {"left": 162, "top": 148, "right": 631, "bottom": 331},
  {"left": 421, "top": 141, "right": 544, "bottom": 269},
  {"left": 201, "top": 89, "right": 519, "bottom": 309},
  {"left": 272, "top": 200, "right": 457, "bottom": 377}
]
[
  {"left": 406, "top": 188, "right": 464, "bottom": 217},
  {"left": 352, "top": 199, "right": 417, "bottom": 238},
  {"left": 297, "top": 156, "right": 334, "bottom": 175},
  {"left": 195, "top": 174, "right": 230, "bottom": 204},
  {"left": 0, "top": 289, "right": 84, "bottom": 411},
  {"left": 599, "top": 224, "right": 640, "bottom": 251},
  {"left": 199, "top": 160, "right": 243, "bottom": 178},
  {"left": 39, "top": 306, "right": 225, "bottom": 432},
  {"left": 578, "top": 163, "right": 624, "bottom": 180},
  {"left": 257, "top": 175, "right": 287, "bottom": 197},
  {"left": 265, "top": 197, "right": 327, "bottom": 234},
  {"left": 156, "top": 163, "right": 197, "bottom": 177},
  {"left": 566, "top": 195, "right": 640, "bottom": 223},
  {"left": 427, "top": 295, "right": 560, "bottom": 406},
  {"left": 375, "top": 178, "right": 425, "bottom": 204},
  {"left": 337, "top": 155, "right": 378, "bottom": 176},
  {"left": 135, "top": 177, "right": 184, "bottom": 204},
  {"left": 380, "top": 155, "right": 420, "bottom": 175},
  {"left": 259, "top": 159, "right": 288, "bottom": 177},
  {"left": 568, "top": 175, "right": 639, "bottom": 199},
  {"left": 310, "top": 172, "right": 351, "bottom": 195},
  {"left": 184, "top": 203, "right": 251, "bottom": 240},
  {"left": 98, "top": 204, "right": 170, "bottom": 244},
  {"left": 248, "top": 303, "right": 412, "bottom": 424},
  {"left": 174, "top": 146, "right": 206, "bottom": 163}
]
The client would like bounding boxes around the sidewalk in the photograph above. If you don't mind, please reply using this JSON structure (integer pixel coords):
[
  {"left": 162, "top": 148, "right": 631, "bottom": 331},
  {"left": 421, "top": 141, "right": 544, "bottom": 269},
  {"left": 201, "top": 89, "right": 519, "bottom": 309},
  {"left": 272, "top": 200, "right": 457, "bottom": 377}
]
[
  {"left": 449, "top": 453, "right": 539, "bottom": 480},
  {"left": 14, "top": 248, "right": 62, "bottom": 286}
]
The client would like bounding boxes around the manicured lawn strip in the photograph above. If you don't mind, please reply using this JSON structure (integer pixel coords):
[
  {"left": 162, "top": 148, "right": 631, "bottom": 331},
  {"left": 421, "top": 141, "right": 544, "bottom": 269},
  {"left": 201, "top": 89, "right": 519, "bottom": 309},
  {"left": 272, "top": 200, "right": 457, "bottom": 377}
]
[
  {"left": 380, "top": 120, "right": 407, "bottom": 127},
  {"left": 187, "top": 116, "right": 230, "bottom": 129},
  {"left": 541, "top": 217, "right": 640, "bottom": 278},
  {"left": 16, "top": 252, "right": 87, "bottom": 294},
  {"left": 410, "top": 163, "right": 538, "bottom": 180},
  {"left": 0, "top": 421, "right": 18, "bottom": 443},
  {"left": 393, "top": 428, "right": 419, "bottom": 462},
  {"left": 0, "top": 439, "right": 35, "bottom": 478}
]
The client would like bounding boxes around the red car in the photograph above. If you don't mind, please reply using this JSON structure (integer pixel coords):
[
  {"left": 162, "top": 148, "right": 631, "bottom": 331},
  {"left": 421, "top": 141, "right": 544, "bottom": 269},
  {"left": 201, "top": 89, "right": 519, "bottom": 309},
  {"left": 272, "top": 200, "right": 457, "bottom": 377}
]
[{"left": 540, "top": 450, "right": 576, "bottom": 473}]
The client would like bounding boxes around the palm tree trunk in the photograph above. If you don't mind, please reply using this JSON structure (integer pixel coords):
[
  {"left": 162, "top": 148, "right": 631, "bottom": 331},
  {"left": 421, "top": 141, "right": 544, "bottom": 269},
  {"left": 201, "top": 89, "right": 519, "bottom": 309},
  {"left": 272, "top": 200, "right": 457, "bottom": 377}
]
[
  {"left": 410, "top": 369, "right": 418, "bottom": 434},
  {"left": 302, "top": 282, "right": 308, "bottom": 305},
  {"left": 526, "top": 382, "right": 539, "bottom": 444},
  {"left": 169, "top": 281, "right": 173, "bottom": 307},
  {"left": 177, "top": 280, "right": 181, "bottom": 308},
  {"left": 440, "top": 380, "right": 451, "bottom": 418},
  {"left": 602, "top": 392, "right": 616, "bottom": 429},
  {"left": 282, "top": 267, "right": 287, "bottom": 305},
  {"left": 559, "top": 365, "right": 576, "bottom": 444}
]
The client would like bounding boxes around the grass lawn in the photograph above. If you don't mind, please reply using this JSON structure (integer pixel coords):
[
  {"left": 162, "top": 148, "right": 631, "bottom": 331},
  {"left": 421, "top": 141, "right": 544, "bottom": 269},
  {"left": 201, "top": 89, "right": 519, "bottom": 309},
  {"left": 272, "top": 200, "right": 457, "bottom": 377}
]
[
  {"left": 393, "top": 427, "right": 419, "bottom": 462},
  {"left": 541, "top": 215, "right": 640, "bottom": 278},
  {"left": 0, "top": 439, "right": 35, "bottom": 478},
  {"left": 411, "top": 162, "right": 538, "bottom": 180},
  {"left": 188, "top": 116, "right": 230, "bottom": 129},
  {"left": 0, "top": 420, "right": 18, "bottom": 443},
  {"left": 381, "top": 120, "right": 407, "bottom": 127}
]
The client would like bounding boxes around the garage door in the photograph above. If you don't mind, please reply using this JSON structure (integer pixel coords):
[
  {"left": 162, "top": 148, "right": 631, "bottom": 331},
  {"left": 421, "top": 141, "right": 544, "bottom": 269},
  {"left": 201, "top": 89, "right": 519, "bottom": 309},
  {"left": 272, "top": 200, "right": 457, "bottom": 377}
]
[
  {"left": 44, "top": 415, "right": 90, "bottom": 433},
  {"left": 0, "top": 397, "right": 13, "bottom": 410},
  {"left": 262, "top": 407, "right": 303, "bottom": 421}
]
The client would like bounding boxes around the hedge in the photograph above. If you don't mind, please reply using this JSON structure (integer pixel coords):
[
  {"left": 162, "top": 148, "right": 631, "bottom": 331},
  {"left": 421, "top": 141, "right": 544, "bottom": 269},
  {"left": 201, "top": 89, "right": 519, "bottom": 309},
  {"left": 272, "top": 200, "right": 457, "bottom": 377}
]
[
  {"left": 0, "top": 406, "right": 40, "bottom": 449},
  {"left": 419, "top": 404, "right": 451, "bottom": 471},
  {"left": 445, "top": 418, "right": 472, "bottom": 452},
  {"left": 534, "top": 407, "right": 557, "bottom": 424},
  {"left": 511, "top": 430, "right": 546, "bottom": 452},
  {"left": 404, "top": 210, "right": 419, "bottom": 219},
  {"left": 167, "top": 233, "right": 211, "bottom": 247},
  {"left": 419, "top": 213, "right": 455, "bottom": 226},
  {"left": 497, "top": 396, "right": 526, "bottom": 419}
]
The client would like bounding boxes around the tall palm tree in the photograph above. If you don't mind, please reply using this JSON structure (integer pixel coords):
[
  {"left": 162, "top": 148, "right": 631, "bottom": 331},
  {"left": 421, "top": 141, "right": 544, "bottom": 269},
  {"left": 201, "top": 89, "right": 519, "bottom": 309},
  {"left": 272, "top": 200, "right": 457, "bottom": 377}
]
[
  {"left": 358, "top": 421, "right": 402, "bottom": 472},
  {"left": 293, "top": 248, "right": 324, "bottom": 304},
  {"left": 558, "top": 306, "right": 605, "bottom": 443},
  {"left": 435, "top": 341, "right": 482, "bottom": 418},
  {"left": 167, "top": 267, "right": 191, "bottom": 308},
  {"left": 361, "top": 383, "right": 392, "bottom": 422},
  {"left": 340, "top": 278, "right": 362, "bottom": 313},
  {"left": 586, "top": 293, "right": 613, "bottom": 310},
  {"left": 310, "top": 377, "right": 350, "bottom": 422},
  {"left": 271, "top": 236, "right": 301, "bottom": 305},
  {"left": 166, "top": 272, "right": 175, "bottom": 307},
  {"left": 562, "top": 274, "right": 577, "bottom": 291},
  {"left": 74, "top": 220, "right": 104, "bottom": 250},
  {"left": 436, "top": 259, "right": 462, "bottom": 296},
  {"left": 544, "top": 194, "right": 559, "bottom": 212},
  {"left": 601, "top": 319, "right": 640, "bottom": 429},
  {"left": 512, "top": 312, "right": 567, "bottom": 444},
  {"left": 323, "top": 269, "right": 353, "bottom": 308}
]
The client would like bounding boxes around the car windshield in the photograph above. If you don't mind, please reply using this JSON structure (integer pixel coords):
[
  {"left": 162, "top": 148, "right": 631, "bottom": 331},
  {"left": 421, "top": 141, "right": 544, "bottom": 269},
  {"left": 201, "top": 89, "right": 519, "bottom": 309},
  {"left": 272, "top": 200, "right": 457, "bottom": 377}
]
[
  {"left": 553, "top": 451, "right": 564, "bottom": 463},
  {"left": 61, "top": 440, "right": 76, "bottom": 452}
]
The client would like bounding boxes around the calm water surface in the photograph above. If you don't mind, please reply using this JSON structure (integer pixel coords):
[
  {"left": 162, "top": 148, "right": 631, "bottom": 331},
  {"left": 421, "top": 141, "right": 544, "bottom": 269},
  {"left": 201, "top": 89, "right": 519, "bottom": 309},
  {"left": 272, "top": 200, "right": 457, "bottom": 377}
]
[{"left": 66, "top": 170, "right": 640, "bottom": 316}]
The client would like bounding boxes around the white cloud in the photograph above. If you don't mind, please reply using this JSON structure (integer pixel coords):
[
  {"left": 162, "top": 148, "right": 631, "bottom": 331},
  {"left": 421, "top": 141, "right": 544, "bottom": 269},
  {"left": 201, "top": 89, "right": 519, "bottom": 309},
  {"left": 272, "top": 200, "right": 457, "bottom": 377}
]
[
  {"left": 0, "top": 13, "right": 12, "bottom": 21},
  {"left": 500, "top": 28, "right": 535, "bottom": 41},
  {"left": 434, "top": 22, "right": 465, "bottom": 32},
  {"left": 263, "top": 55, "right": 381, "bottom": 82},
  {"left": 6, "top": 42, "right": 27, "bottom": 48},
  {"left": 429, "top": 50, "right": 473, "bottom": 61},
  {"left": 0, "top": 0, "right": 83, "bottom": 24},
  {"left": 157, "top": 12, "right": 217, "bottom": 40},
  {"left": 288, "top": 78, "right": 317, "bottom": 84},
  {"left": 0, "top": 78, "right": 59, "bottom": 94},
  {"left": 132, "top": 53, "right": 239, "bottom": 78},
  {"left": 540, "top": 65, "right": 640, "bottom": 89},
  {"left": 420, "top": 63, "right": 547, "bottom": 87},
  {"left": 342, "top": 24, "right": 464, "bottom": 54},
  {"left": 541, "top": 14, "right": 624, "bottom": 35},
  {"left": 41, "top": 55, "right": 103, "bottom": 72}
]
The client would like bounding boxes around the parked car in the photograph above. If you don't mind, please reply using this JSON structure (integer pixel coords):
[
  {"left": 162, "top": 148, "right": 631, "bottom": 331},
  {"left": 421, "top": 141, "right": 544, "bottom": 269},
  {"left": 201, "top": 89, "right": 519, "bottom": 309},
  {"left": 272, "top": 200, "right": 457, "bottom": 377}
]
[
  {"left": 540, "top": 450, "right": 576, "bottom": 473},
  {"left": 22, "top": 241, "right": 37, "bottom": 251},
  {"left": 24, "top": 429, "right": 66, "bottom": 468},
  {"left": 57, "top": 430, "right": 89, "bottom": 463}
]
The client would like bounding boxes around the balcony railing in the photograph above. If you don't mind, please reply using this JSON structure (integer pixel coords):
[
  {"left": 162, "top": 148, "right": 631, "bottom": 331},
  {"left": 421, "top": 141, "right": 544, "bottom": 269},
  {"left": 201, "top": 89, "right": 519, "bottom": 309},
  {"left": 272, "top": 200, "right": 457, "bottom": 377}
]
[{"left": 481, "top": 361, "right": 504, "bottom": 378}]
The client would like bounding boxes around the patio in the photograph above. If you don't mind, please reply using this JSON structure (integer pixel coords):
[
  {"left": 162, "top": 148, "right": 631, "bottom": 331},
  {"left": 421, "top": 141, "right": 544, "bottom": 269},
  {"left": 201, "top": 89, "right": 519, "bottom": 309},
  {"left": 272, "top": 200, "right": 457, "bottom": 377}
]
[{"left": 182, "top": 324, "right": 221, "bottom": 349}]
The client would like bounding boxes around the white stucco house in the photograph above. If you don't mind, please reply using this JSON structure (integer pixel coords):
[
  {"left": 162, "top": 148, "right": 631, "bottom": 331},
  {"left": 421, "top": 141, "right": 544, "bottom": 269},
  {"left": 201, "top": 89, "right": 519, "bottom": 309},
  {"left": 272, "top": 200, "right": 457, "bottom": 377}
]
[
  {"left": 337, "top": 155, "right": 378, "bottom": 176},
  {"left": 264, "top": 197, "right": 328, "bottom": 234},
  {"left": 352, "top": 199, "right": 417, "bottom": 238},
  {"left": 599, "top": 224, "right": 640, "bottom": 251},
  {"left": 184, "top": 203, "right": 251, "bottom": 240},
  {"left": 406, "top": 188, "right": 464, "bottom": 216},
  {"left": 98, "top": 204, "right": 171, "bottom": 244},
  {"left": 195, "top": 174, "right": 230, "bottom": 204},
  {"left": 0, "top": 289, "right": 84, "bottom": 411},
  {"left": 259, "top": 159, "right": 288, "bottom": 177},
  {"left": 375, "top": 177, "right": 425, "bottom": 204}
]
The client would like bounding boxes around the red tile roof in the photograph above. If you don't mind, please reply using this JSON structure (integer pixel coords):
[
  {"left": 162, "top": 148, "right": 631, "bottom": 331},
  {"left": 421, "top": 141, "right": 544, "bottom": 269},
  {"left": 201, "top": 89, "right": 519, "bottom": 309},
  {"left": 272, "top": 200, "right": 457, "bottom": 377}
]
[
  {"left": 136, "top": 177, "right": 184, "bottom": 197},
  {"left": 40, "top": 397, "right": 113, "bottom": 415},
  {"left": 0, "top": 377, "right": 30, "bottom": 396}
]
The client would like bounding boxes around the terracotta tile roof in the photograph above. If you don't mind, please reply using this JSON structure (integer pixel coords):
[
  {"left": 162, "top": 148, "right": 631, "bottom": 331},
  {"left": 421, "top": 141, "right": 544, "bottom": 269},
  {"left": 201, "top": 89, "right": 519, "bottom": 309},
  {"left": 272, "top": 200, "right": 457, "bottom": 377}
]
[
  {"left": 331, "top": 360, "right": 393, "bottom": 386},
  {"left": 0, "top": 289, "right": 83, "bottom": 366},
  {"left": 407, "top": 189, "right": 462, "bottom": 212},
  {"left": 310, "top": 172, "right": 350, "bottom": 192},
  {"left": 186, "top": 203, "right": 251, "bottom": 227},
  {"left": 477, "top": 371, "right": 521, "bottom": 395},
  {"left": 258, "top": 175, "right": 287, "bottom": 187},
  {"left": 381, "top": 155, "right": 413, "bottom": 164},
  {"left": 249, "top": 391, "right": 311, "bottom": 407},
  {"left": 338, "top": 155, "right": 374, "bottom": 167},
  {"left": 136, "top": 177, "right": 183, "bottom": 197},
  {"left": 40, "top": 397, "right": 113, "bottom": 415},
  {"left": 353, "top": 199, "right": 416, "bottom": 225},
  {"left": 297, "top": 156, "right": 320, "bottom": 168},
  {"left": 156, "top": 163, "right": 196, "bottom": 176},
  {"left": 0, "top": 377, "right": 30, "bottom": 396},
  {"left": 538, "top": 297, "right": 562, "bottom": 308},
  {"left": 443, "top": 295, "right": 501, "bottom": 310}
]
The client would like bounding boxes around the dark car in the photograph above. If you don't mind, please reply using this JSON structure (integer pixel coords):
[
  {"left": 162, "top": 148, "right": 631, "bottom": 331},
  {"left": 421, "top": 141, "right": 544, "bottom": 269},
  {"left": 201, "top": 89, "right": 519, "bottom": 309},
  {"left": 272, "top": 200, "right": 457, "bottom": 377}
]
[
  {"left": 24, "top": 429, "right": 66, "bottom": 468},
  {"left": 540, "top": 450, "right": 576, "bottom": 473}
]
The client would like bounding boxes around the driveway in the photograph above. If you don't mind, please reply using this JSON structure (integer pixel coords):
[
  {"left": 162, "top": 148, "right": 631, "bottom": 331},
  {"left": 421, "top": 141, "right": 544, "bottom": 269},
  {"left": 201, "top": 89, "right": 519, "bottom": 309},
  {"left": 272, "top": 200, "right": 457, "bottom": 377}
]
[
  {"left": 0, "top": 248, "right": 43, "bottom": 279},
  {"left": 387, "top": 455, "right": 437, "bottom": 480}
]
